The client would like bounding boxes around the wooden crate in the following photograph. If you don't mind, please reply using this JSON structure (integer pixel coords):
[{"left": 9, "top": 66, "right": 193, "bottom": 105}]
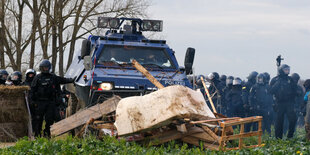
[{"left": 218, "top": 116, "right": 263, "bottom": 150}]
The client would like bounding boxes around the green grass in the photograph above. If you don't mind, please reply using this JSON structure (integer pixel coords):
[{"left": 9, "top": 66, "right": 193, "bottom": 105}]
[{"left": 1, "top": 127, "right": 310, "bottom": 155}]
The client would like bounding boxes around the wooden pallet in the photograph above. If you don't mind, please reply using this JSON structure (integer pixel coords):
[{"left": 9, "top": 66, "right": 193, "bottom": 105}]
[{"left": 80, "top": 115, "right": 263, "bottom": 151}]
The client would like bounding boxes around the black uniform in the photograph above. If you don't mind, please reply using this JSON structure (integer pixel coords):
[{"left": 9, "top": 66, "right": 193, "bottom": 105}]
[
  {"left": 243, "top": 71, "right": 258, "bottom": 132},
  {"left": 30, "top": 60, "right": 74, "bottom": 137},
  {"left": 223, "top": 76, "right": 234, "bottom": 116},
  {"left": 225, "top": 78, "right": 244, "bottom": 117},
  {"left": 249, "top": 74, "right": 273, "bottom": 133},
  {"left": 270, "top": 64, "right": 297, "bottom": 139},
  {"left": 207, "top": 72, "right": 225, "bottom": 114},
  {"left": 290, "top": 73, "right": 305, "bottom": 127}
]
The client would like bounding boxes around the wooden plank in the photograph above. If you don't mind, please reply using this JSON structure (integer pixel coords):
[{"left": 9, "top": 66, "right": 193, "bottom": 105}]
[
  {"left": 51, "top": 96, "right": 121, "bottom": 136},
  {"left": 201, "top": 126, "right": 219, "bottom": 142},
  {"left": 189, "top": 117, "right": 240, "bottom": 124},
  {"left": 239, "top": 123, "right": 245, "bottom": 149},
  {"left": 221, "top": 131, "right": 262, "bottom": 141},
  {"left": 219, "top": 125, "right": 226, "bottom": 150},
  {"left": 176, "top": 124, "right": 187, "bottom": 133},
  {"left": 148, "top": 130, "right": 183, "bottom": 145},
  {"left": 146, "top": 126, "right": 203, "bottom": 145},
  {"left": 132, "top": 59, "right": 164, "bottom": 89},
  {"left": 220, "top": 116, "right": 263, "bottom": 127},
  {"left": 76, "top": 118, "right": 95, "bottom": 137},
  {"left": 258, "top": 120, "right": 262, "bottom": 145},
  {"left": 200, "top": 76, "right": 217, "bottom": 113},
  {"left": 182, "top": 136, "right": 219, "bottom": 150},
  {"left": 95, "top": 123, "right": 115, "bottom": 129},
  {"left": 189, "top": 132, "right": 219, "bottom": 144}
]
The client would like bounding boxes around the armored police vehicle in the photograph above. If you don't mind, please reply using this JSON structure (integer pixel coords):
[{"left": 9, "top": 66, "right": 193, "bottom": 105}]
[{"left": 65, "top": 17, "right": 195, "bottom": 115}]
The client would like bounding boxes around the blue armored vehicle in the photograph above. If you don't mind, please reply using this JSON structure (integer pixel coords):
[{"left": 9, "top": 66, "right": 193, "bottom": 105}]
[{"left": 65, "top": 17, "right": 195, "bottom": 114}]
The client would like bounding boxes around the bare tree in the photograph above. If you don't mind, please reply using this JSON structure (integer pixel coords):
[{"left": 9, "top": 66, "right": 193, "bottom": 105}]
[
  {"left": 64, "top": 0, "right": 150, "bottom": 73},
  {"left": 1, "top": 0, "right": 150, "bottom": 75},
  {"left": 0, "top": 0, "right": 32, "bottom": 71}
]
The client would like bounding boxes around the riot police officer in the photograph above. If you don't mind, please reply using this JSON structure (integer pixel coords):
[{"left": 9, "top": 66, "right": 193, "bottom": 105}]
[
  {"left": 290, "top": 73, "right": 305, "bottom": 128},
  {"left": 30, "top": 59, "right": 75, "bottom": 137},
  {"left": 220, "top": 75, "right": 227, "bottom": 86},
  {"left": 24, "top": 69, "right": 36, "bottom": 86},
  {"left": 249, "top": 73, "right": 273, "bottom": 133},
  {"left": 23, "top": 69, "right": 37, "bottom": 130},
  {"left": 225, "top": 77, "right": 244, "bottom": 117},
  {"left": 243, "top": 71, "right": 258, "bottom": 131},
  {"left": 0, "top": 69, "right": 9, "bottom": 85},
  {"left": 270, "top": 64, "right": 297, "bottom": 139},
  {"left": 10, "top": 71, "right": 23, "bottom": 86},
  {"left": 223, "top": 76, "right": 234, "bottom": 116},
  {"left": 207, "top": 72, "right": 225, "bottom": 114},
  {"left": 263, "top": 72, "right": 271, "bottom": 85}
]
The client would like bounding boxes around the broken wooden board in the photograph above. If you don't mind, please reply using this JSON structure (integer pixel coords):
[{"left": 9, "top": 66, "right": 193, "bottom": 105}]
[
  {"left": 115, "top": 85, "right": 215, "bottom": 136},
  {"left": 145, "top": 126, "right": 204, "bottom": 145},
  {"left": 51, "top": 96, "right": 121, "bottom": 137}
]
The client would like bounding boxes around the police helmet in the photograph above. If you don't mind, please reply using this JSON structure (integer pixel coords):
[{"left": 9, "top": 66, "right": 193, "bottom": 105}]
[
  {"left": 247, "top": 71, "right": 258, "bottom": 80},
  {"left": 226, "top": 76, "right": 234, "bottom": 85},
  {"left": 207, "top": 72, "right": 219, "bottom": 81},
  {"left": 0, "top": 69, "right": 9, "bottom": 81},
  {"left": 11, "top": 71, "right": 22, "bottom": 85},
  {"left": 278, "top": 64, "right": 290, "bottom": 75},
  {"left": 39, "top": 59, "right": 52, "bottom": 73},
  {"left": 256, "top": 73, "right": 265, "bottom": 84},
  {"left": 220, "top": 75, "right": 227, "bottom": 82},
  {"left": 26, "top": 69, "right": 36, "bottom": 77},
  {"left": 263, "top": 72, "right": 270, "bottom": 84},
  {"left": 196, "top": 75, "right": 205, "bottom": 87},
  {"left": 290, "top": 73, "right": 300, "bottom": 83},
  {"left": 233, "top": 77, "right": 242, "bottom": 86}
]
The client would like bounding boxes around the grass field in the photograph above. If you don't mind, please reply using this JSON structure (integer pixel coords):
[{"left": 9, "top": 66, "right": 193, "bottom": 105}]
[{"left": 1, "top": 127, "right": 309, "bottom": 154}]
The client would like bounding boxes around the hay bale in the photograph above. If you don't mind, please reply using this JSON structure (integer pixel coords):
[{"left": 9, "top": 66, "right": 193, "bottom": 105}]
[
  {"left": 0, "top": 86, "right": 30, "bottom": 142},
  {"left": 0, "top": 85, "right": 29, "bottom": 97},
  {"left": 0, "top": 123, "right": 28, "bottom": 142}
]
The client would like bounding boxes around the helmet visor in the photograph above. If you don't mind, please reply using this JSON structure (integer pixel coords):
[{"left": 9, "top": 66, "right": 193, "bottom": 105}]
[
  {"left": 283, "top": 67, "right": 290, "bottom": 75},
  {"left": 12, "top": 75, "right": 19, "bottom": 81},
  {"left": 1, "top": 74, "right": 8, "bottom": 80}
]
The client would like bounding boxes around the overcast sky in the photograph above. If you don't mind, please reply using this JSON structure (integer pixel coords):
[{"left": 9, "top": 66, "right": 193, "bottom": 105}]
[{"left": 147, "top": 0, "right": 310, "bottom": 79}]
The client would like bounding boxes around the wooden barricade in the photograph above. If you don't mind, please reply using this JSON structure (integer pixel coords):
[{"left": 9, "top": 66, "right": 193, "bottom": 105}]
[{"left": 218, "top": 116, "right": 263, "bottom": 150}]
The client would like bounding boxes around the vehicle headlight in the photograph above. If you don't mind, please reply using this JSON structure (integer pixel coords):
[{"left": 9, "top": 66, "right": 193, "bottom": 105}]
[{"left": 99, "top": 82, "right": 113, "bottom": 90}]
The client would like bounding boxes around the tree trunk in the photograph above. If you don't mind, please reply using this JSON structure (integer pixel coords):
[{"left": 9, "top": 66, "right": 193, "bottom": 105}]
[
  {"left": 0, "top": 0, "right": 4, "bottom": 68},
  {"left": 42, "top": 0, "right": 51, "bottom": 59},
  {"left": 0, "top": 27, "right": 4, "bottom": 68},
  {"left": 66, "top": 0, "right": 85, "bottom": 71},
  {"left": 58, "top": 0, "right": 64, "bottom": 76},
  {"left": 29, "top": 0, "right": 38, "bottom": 69},
  {"left": 51, "top": 0, "right": 58, "bottom": 73},
  {"left": 16, "top": 0, "right": 24, "bottom": 71}
]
